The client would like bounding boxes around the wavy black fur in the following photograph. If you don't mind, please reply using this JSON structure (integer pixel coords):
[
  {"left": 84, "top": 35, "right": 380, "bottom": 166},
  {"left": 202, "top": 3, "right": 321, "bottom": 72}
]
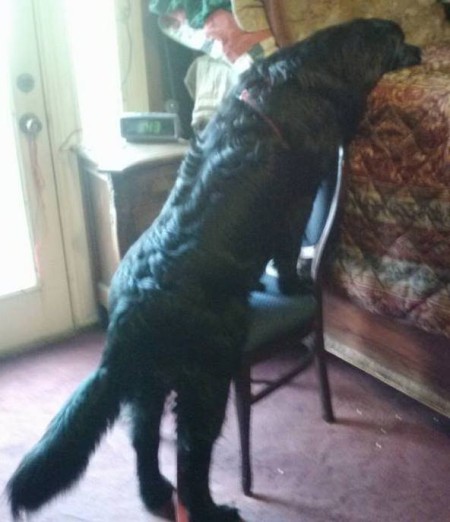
[{"left": 7, "top": 19, "right": 420, "bottom": 522}]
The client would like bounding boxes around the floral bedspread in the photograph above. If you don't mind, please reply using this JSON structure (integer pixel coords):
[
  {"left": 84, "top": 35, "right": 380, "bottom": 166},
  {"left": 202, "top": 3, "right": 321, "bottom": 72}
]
[{"left": 330, "top": 44, "right": 450, "bottom": 338}]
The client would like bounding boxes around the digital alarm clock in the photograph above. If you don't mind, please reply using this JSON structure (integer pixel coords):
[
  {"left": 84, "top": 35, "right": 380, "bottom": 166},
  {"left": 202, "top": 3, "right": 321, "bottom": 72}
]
[{"left": 120, "top": 112, "right": 181, "bottom": 143}]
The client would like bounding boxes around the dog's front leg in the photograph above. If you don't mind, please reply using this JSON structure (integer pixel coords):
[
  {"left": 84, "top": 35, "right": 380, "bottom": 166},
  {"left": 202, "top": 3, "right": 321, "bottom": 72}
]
[
  {"left": 176, "top": 372, "right": 240, "bottom": 522},
  {"left": 272, "top": 212, "right": 309, "bottom": 295},
  {"left": 272, "top": 190, "right": 322, "bottom": 295}
]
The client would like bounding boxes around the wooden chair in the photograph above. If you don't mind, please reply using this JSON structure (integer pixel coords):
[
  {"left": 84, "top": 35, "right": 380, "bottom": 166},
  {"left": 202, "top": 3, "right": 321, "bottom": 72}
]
[{"left": 234, "top": 147, "right": 344, "bottom": 495}]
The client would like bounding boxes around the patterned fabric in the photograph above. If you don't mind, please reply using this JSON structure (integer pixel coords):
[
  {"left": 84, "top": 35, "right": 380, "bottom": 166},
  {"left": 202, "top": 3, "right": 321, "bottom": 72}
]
[
  {"left": 261, "top": 0, "right": 450, "bottom": 46},
  {"left": 330, "top": 45, "right": 450, "bottom": 338}
]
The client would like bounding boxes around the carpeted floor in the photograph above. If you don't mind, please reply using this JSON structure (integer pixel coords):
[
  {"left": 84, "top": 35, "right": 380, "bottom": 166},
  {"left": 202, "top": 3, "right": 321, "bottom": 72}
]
[{"left": 0, "top": 328, "right": 449, "bottom": 522}]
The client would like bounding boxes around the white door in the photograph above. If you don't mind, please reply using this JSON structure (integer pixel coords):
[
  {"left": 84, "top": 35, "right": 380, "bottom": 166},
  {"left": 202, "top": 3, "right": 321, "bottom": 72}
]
[{"left": 0, "top": 0, "right": 73, "bottom": 354}]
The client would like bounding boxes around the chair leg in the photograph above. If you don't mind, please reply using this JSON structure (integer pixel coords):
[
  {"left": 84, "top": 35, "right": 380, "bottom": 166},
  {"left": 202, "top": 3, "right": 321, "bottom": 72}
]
[
  {"left": 315, "top": 331, "right": 335, "bottom": 423},
  {"left": 234, "top": 366, "right": 253, "bottom": 495}
]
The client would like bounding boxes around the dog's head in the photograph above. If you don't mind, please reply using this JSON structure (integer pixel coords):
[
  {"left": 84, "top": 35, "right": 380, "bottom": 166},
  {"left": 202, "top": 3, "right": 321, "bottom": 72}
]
[
  {"left": 251, "top": 18, "right": 421, "bottom": 94},
  {"left": 304, "top": 18, "right": 421, "bottom": 91}
]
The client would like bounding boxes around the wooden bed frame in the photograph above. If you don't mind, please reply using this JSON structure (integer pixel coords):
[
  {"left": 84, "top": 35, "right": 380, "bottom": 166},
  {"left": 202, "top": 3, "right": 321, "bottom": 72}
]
[{"left": 323, "top": 288, "right": 450, "bottom": 418}]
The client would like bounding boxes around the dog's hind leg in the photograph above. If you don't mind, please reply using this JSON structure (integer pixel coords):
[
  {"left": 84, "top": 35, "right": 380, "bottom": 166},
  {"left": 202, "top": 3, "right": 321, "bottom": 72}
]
[
  {"left": 176, "top": 372, "right": 240, "bottom": 522},
  {"left": 131, "top": 385, "right": 174, "bottom": 517}
]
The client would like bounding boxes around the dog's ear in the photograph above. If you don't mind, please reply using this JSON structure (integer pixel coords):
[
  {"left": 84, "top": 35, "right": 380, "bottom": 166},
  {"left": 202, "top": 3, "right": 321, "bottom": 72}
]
[{"left": 245, "top": 42, "right": 306, "bottom": 87}]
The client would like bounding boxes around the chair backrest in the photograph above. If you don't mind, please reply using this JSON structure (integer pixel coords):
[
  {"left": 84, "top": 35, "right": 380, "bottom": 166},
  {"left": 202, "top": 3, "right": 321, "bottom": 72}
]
[{"left": 310, "top": 145, "right": 345, "bottom": 285}]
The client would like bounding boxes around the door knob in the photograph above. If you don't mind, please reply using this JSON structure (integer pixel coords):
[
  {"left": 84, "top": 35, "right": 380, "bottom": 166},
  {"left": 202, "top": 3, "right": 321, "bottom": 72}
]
[{"left": 19, "top": 113, "right": 43, "bottom": 136}]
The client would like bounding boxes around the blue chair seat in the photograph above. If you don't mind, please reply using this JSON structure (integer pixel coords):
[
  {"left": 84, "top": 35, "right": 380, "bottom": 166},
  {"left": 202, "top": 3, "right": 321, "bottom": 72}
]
[{"left": 246, "top": 274, "right": 316, "bottom": 351}]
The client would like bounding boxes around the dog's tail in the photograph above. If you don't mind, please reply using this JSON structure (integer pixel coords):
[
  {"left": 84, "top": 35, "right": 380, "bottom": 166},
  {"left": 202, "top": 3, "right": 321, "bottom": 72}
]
[{"left": 7, "top": 364, "right": 122, "bottom": 519}]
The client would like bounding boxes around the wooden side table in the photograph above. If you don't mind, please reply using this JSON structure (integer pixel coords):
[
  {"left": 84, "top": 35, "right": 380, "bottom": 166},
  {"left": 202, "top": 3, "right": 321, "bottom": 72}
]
[{"left": 78, "top": 141, "right": 188, "bottom": 314}]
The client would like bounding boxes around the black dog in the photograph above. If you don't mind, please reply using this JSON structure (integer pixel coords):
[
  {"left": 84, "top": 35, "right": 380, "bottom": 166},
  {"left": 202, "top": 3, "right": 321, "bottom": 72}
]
[{"left": 7, "top": 19, "right": 420, "bottom": 522}]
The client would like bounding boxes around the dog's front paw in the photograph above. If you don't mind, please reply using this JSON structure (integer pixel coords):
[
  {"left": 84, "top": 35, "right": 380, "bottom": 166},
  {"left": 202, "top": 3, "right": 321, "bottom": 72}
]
[
  {"left": 190, "top": 503, "right": 241, "bottom": 522},
  {"left": 278, "top": 276, "right": 306, "bottom": 295}
]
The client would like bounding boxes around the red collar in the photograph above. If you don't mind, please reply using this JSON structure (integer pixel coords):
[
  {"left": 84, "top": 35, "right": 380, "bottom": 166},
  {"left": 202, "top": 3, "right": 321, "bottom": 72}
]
[{"left": 238, "top": 89, "right": 289, "bottom": 149}]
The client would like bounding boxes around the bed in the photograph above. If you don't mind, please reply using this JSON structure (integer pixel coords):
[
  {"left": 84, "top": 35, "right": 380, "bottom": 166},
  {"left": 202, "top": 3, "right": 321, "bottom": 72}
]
[{"left": 324, "top": 42, "right": 450, "bottom": 418}]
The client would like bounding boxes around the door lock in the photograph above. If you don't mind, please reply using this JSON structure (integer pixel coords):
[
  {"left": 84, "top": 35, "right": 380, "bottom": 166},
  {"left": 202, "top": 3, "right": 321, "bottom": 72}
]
[{"left": 17, "top": 73, "right": 35, "bottom": 93}]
